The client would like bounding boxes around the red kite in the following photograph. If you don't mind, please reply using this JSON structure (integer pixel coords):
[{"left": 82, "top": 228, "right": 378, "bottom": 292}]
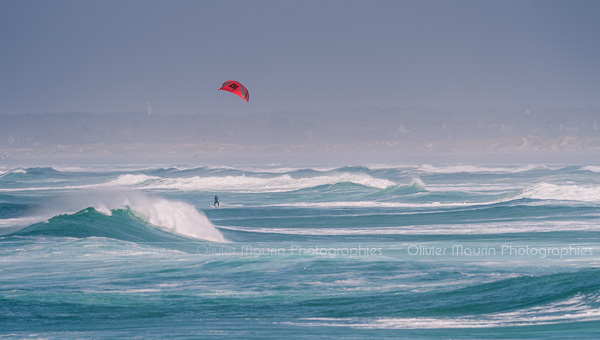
[{"left": 219, "top": 80, "right": 249, "bottom": 102}]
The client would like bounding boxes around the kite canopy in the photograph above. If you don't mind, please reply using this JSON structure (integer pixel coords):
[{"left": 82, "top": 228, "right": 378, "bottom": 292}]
[{"left": 219, "top": 80, "right": 249, "bottom": 102}]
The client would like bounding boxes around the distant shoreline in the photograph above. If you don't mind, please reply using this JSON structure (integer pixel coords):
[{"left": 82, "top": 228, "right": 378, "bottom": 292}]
[{"left": 2, "top": 137, "right": 599, "bottom": 166}]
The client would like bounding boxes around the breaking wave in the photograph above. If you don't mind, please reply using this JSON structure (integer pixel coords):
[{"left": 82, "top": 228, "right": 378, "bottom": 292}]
[
  {"left": 105, "top": 173, "right": 396, "bottom": 192},
  {"left": 519, "top": 182, "right": 600, "bottom": 202},
  {"left": 12, "top": 193, "right": 226, "bottom": 243}
]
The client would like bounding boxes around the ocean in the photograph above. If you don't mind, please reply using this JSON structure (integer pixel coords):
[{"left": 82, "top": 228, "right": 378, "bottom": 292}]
[{"left": 1, "top": 163, "right": 599, "bottom": 339}]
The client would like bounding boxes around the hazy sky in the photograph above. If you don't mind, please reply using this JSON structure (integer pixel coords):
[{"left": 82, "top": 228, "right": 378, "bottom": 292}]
[{"left": 1, "top": 0, "right": 599, "bottom": 115}]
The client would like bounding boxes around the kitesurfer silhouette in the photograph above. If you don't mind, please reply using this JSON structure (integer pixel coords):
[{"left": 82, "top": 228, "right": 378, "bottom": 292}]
[{"left": 214, "top": 195, "right": 219, "bottom": 207}]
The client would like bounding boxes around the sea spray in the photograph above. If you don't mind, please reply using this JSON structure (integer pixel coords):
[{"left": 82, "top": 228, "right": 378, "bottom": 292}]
[
  {"left": 123, "top": 195, "right": 227, "bottom": 243},
  {"left": 86, "top": 191, "right": 227, "bottom": 242},
  {"left": 33, "top": 190, "right": 227, "bottom": 243}
]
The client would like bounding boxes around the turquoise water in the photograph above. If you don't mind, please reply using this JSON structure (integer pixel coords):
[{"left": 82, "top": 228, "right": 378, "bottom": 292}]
[{"left": 1, "top": 164, "right": 599, "bottom": 339}]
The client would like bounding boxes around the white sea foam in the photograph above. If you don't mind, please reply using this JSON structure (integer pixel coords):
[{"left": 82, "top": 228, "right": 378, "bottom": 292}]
[
  {"left": 425, "top": 182, "right": 525, "bottom": 193},
  {"left": 290, "top": 293, "right": 600, "bottom": 329},
  {"left": 89, "top": 192, "right": 227, "bottom": 242},
  {"left": 583, "top": 166, "right": 600, "bottom": 173},
  {"left": 134, "top": 197, "right": 226, "bottom": 242},
  {"left": 0, "top": 190, "right": 226, "bottom": 242},
  {"left": 108, "top": 174, "right": 161, "bottom": 186},
  {"left": 221, "top": 219, "right": 600, "bottom": 236},
  {"left": 104, "top": 173, "right": 396, "bottom": 192},
  {"left": 519, "top": 182, "right": 600, "bottom": 202},
  {"left": 0, "top": 168, "right": 27, "bottom": 177},
  {"left": 0, "top": 172, "right": 395, "bottom": 193},
  {"left": 48, "top": 166, "right": 90, "bottom": 172}
]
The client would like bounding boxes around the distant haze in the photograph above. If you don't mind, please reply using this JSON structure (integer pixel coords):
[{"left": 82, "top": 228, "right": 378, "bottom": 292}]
[
  {"left": 1, "top": 1, "right": 599, "bottom": 164},
  {"left": 1, "top": 107, "right": 599, "bottom": 164},
  {"left": 1, "top": 107, "right": 599, "bottom": 146}
]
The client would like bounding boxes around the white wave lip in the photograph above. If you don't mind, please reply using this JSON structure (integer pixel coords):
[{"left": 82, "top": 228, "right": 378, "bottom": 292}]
[
  {"left": 128, "top": 197, "right": 227, "bottom": 243},
  {"left": 519, "top": 182, "right": 600, "bottom": 202},
  {"left": 583, "top": 166, "right": 600, "bottom": 173},
  {"left": 108, "top": 174, "right": 161, "bottom": 186},
  {"left": 0, "top": 174, "right": 162, "bottom": 192},
  {"left": 0, "top": 191, "right": 227, "bottom": 242},
  {"left": 90, "top": 192, "right": 227, "bottom": 243},
  {"left": 105, "top": 173, "right": 396, "bottom": 192},
  {"left": 0, "top": 168, "right": 27, "bottom": 177}
]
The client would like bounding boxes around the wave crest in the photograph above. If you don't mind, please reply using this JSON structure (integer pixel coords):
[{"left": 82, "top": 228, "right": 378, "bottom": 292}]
[
  {"left": 106, "top": 173, "right": 396, "bottom": 193},
  {"left": 13, "top": 192, "right": 226, "bottom": 243},
  {"left": 519, "top": 182, "right": 600, "bottom": 202},
  {"left": 122, "top": 195, "right": 226, "bottom": 242}
]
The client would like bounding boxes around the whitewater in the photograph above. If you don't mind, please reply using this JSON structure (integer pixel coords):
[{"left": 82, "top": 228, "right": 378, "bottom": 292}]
[{"left": 1, "top": 163, "right": 599, "bottom": 339}]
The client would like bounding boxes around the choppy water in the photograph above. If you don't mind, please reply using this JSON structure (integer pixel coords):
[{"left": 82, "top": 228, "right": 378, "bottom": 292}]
[{"left": 1, "top": 163, "right": 599, "bottom": 339}]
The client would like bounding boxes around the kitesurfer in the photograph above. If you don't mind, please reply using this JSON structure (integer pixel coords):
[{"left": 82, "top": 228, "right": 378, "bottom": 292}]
[{"left": 214, "top": 195, "right": 219, "bottom": 207}]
